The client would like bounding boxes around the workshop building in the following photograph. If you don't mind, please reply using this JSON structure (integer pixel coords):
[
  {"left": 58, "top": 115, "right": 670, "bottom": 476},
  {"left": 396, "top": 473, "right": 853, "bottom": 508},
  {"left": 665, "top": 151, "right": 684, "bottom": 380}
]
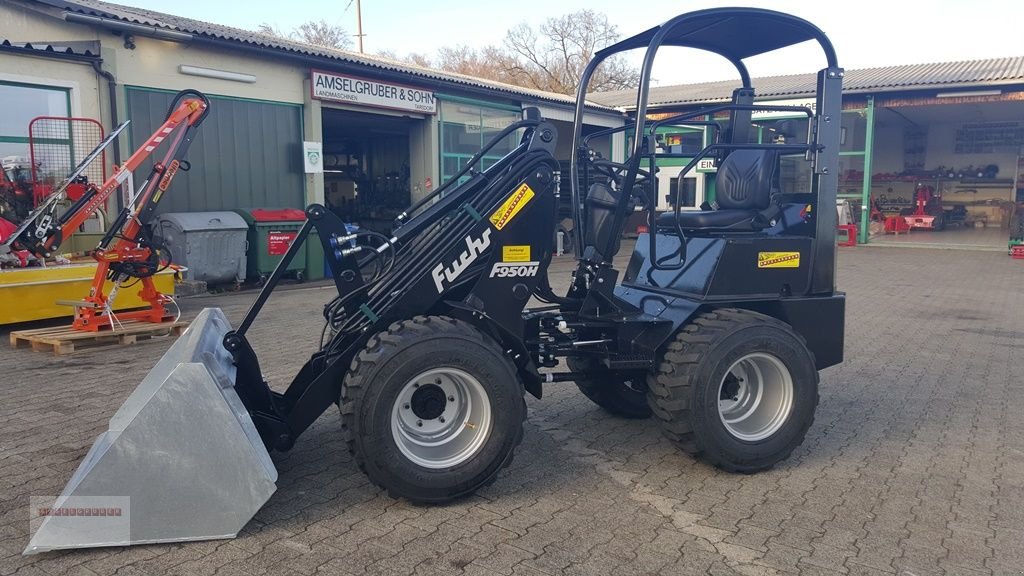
[
  {"left": 0, "top": 0, "right": 623, "bottom": 235},
  {"left": 590, "top": 58, "right": 1024, "bottom": 249}
]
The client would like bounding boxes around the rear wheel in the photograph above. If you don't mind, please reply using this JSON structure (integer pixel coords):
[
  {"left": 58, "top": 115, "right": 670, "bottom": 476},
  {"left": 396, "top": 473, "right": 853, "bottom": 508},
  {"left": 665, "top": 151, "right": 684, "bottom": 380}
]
[
  {"left": 341, "top": 316, "right": 525, "bottom": 503},
  {"left": 568, "top": 357, "right": 651, "bottom": 419},
  {"left": 647, "top": 308, "right": 819, "bottom": 473}
]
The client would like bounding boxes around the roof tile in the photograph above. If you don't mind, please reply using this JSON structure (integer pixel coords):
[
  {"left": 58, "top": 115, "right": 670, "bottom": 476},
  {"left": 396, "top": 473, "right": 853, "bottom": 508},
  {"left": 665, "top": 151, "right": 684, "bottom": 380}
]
[{"left": 589, "top": 56, "right": 1024, "bottom": 108}]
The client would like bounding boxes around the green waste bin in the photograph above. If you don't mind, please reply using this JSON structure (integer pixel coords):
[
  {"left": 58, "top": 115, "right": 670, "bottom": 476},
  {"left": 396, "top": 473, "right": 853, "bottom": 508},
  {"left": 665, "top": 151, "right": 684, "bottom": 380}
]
[
  {"left": 306, "top": 226, "right": 325, "bottom": 281},
  {"left": 234, "top": 208, "right": 307, "bottom": 285}
]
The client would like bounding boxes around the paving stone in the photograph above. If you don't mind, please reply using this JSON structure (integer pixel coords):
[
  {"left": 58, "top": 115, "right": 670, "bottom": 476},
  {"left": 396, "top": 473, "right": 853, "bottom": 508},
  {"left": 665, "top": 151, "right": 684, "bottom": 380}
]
[{"left": 1, "top": 246, "right": 1020, "bottom": 576}]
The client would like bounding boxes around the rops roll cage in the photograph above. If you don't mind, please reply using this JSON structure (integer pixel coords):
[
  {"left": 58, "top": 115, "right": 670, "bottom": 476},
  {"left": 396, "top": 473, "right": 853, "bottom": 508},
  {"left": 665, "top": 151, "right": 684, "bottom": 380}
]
[{"left": 570, "top": 7, "right": 844, "bottom": 293}]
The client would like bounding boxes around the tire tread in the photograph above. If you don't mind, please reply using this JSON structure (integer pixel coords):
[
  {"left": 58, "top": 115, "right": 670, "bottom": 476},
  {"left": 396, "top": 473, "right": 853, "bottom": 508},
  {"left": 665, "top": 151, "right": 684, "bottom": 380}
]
[
  {"left": 341, "top": 315, "right": 525, "bottom": 502},
  {"left": 646, "top": 307, "right": 819, "bottom": 473}
]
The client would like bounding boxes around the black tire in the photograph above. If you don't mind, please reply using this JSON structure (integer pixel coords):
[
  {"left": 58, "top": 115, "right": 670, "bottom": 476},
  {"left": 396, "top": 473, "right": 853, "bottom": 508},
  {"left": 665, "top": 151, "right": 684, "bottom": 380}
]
[
  {"left": 567, "top": 357, "right": 651, "bottom": 419},
  {"left": 341, "top": 316, "right": 525, "bottom": 503},
  {"left": 646, "top": 308, "right": 819, "bottom": 473}
]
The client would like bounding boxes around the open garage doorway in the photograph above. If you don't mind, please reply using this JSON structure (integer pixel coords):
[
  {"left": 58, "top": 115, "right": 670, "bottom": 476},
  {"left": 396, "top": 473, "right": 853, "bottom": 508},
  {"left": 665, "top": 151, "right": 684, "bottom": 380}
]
[
  {"left": 321, "top": 108, "right": 419, "bottom": 234},
  {"left": 869, "top": 99, "right": 1024, "bottom": 252}
]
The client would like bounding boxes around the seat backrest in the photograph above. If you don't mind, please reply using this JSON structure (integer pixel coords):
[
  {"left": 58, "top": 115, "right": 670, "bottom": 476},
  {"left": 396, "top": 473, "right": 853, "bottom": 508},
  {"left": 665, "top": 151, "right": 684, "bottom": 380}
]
[{"left": 715, "top": 149, "right": 778, "bottom": 210}]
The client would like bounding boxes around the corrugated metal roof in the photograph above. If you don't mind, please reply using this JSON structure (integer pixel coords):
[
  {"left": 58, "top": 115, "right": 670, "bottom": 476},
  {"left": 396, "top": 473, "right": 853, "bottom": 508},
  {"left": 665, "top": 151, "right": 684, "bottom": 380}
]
[
  {"left": 0, "top": 38, "right": 100, "bottom": 58},
  {"left": 34, "top": 0, "right": 615, "bottom": 112},
  {"left": 589, "top": 56, "right": 1024, "bottom": 109}
]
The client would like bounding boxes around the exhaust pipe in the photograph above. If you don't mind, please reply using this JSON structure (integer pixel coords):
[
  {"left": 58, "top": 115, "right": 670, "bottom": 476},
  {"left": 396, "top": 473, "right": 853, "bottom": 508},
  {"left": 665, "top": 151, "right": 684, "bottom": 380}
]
[{"left": 25, "top": 308, "right": 277, "bottom": 554}]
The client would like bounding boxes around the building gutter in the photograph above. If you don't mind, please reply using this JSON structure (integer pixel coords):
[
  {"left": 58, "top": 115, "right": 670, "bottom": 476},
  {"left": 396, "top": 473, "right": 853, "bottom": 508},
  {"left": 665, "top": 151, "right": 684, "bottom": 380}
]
[
  {"left": 62, "top": 12, "right": 195, "bottom": 43},
  {"left": 0, "top": 41, "right": 99, "bottom": 63}
]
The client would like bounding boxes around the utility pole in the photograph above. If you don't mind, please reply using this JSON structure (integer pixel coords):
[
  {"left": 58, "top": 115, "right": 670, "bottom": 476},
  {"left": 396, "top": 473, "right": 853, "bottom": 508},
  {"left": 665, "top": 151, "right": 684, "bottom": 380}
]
[{"left": 356, "top": 0, "right": 364, "bottom": 53}]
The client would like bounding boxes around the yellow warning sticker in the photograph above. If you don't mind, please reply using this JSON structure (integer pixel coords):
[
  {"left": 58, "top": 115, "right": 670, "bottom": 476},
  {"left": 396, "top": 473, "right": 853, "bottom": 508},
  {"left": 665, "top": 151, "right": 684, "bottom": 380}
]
[
  {"left": 489, "top": 183, "right": 535, "bottom": 230},
  {"left": 758, "top": 251, "right": 801, "bottom": 269},
  {"left": 502, "top": 245, "right": 532, "bottom": 262}
]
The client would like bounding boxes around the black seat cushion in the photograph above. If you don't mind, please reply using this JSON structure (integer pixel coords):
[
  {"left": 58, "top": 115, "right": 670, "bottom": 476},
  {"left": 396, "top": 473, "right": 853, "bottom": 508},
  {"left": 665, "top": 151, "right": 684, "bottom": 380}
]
[
  {"left": 657, "top": 149, "right": 779, "bottom": 233},
  {"left": 657, "top": 209, "right": 760, "bottom": 231},
  {"left": 716, "top": 149, "right": 777, "bottom": 210}
]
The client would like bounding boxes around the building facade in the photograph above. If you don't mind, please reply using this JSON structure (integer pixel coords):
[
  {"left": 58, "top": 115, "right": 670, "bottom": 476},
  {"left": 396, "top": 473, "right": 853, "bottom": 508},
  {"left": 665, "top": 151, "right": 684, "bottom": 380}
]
[
  {"left": 1, "top": 0, "right": 624, "bottom": 233},
  {"left": 590, "top": 58, "right": 1024, "bottom": 249}
]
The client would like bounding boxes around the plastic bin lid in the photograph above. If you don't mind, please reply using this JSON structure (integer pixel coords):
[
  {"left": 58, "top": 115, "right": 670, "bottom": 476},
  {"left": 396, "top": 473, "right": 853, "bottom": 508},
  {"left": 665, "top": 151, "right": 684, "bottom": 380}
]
[
  {"left": 249, "top": 208, "right": 307, "bottom": 222},
  {"left": 156, "top": 211, "right": 248, "bottom": 231}
]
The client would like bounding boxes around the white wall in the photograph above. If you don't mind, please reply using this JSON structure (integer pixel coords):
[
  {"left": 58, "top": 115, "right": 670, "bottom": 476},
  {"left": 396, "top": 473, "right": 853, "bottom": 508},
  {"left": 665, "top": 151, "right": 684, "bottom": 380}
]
[{"left": 113, "top": 36, "right": 305, "bottom": 105}]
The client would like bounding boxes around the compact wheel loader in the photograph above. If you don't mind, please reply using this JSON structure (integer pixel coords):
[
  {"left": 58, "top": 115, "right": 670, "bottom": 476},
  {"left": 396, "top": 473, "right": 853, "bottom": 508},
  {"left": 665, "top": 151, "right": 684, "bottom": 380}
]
[{"left": 27, "top": 7, "right": 845, "bottom": 554}]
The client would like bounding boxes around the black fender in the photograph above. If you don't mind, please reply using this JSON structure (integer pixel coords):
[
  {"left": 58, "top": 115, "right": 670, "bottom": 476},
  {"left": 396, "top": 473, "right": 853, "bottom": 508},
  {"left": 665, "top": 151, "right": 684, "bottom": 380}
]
[{"left": 445, "top": 300, "right": 543, "bottom": 399}]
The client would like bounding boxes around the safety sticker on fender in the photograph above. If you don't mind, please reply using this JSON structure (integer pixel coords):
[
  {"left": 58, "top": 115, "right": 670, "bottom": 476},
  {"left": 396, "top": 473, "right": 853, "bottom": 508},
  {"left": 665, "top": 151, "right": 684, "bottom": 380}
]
[
  {"left": 502, "top": 245, "right": 531, "bottom": 262},
  {"left": 757, "top": 251, "right": 800, "bottom": 269},
  {"left": 489, "top": 183, "right": 535, "bottom": 230}
]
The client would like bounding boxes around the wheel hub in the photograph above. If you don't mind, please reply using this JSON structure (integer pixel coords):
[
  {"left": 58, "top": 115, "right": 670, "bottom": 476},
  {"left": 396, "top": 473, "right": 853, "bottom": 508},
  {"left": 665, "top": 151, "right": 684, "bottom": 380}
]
[
  {"left": 717, "top": 352, "right": 794, "bottom": 442},
  {"left": 391, "top": 368, "right": 492, "bottom": 469},
  {"left": 410, "top": 384, "right": 447, "bottom": 420}
]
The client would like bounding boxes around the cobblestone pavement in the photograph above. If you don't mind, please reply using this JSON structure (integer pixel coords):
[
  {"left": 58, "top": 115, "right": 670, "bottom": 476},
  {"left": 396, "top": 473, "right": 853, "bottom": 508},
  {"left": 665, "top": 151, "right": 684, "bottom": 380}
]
[{"left": 1, "top": 245, "right": 1023, "bottom": 576}]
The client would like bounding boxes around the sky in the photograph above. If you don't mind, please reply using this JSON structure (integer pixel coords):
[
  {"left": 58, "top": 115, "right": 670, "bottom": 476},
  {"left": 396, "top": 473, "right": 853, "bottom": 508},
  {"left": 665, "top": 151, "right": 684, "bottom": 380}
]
[{"left": 131, "top": 0, "right": 1024, "bottom": 88}]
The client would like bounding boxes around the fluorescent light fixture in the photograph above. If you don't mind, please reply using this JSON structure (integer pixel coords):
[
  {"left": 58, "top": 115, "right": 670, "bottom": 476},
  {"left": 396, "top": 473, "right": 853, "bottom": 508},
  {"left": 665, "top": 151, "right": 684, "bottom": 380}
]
[
  {"left": 935, "top": 89, "right": 1001, "bottom": 98},
  {"left": 178, "top": 65, "right": 256, "bottom": 83}
]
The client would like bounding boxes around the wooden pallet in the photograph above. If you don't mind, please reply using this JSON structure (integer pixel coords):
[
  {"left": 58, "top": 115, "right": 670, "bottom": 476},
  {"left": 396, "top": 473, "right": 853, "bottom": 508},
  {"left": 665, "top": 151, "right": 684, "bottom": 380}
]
[{"left": 9, "top": 320, "right": 188, "bottom": 355}]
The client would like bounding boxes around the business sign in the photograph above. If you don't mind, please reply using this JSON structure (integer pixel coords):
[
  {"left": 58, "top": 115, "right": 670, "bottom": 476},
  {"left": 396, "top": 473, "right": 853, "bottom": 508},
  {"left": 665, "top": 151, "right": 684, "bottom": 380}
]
[
  {"left": 752, "top": 97, "right": 817, "bottom": 119},
  {"left": 311, "top": 70, "right": 436, "bottom": 114},
  {"left": 695, "top": 158, "right": 717, "bottom": 173}
]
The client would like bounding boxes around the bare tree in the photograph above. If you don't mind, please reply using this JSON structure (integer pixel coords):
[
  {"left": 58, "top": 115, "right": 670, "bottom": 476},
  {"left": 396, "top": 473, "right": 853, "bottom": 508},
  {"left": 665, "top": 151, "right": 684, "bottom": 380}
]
[
  {"left": 383, "top": 11, "right": 637, "bottom": 94},
  {"left": 256, "top": 20, "right": 352, "bottom": 50},
  {"left": 378, "top": 50, "right": 433, "bottom": 68},
  {"left": 502, "top": 10, "right": 638, "bottom": 93},
  {"left": 435, "top": 46, "right": 513, "bottom": 81}
]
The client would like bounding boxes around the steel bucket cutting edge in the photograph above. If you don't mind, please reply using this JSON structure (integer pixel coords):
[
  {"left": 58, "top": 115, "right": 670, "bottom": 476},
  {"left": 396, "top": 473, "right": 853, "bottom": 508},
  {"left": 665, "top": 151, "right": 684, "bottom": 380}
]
[{"left": 24, "top": 308, "right": 277, "bottom": 554}]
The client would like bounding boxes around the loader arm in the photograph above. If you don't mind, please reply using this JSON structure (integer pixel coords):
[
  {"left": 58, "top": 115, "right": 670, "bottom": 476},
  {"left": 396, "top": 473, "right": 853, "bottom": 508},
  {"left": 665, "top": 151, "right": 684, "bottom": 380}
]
[{"left": 221, "top": 116, "right": 561, "bottom": 451}]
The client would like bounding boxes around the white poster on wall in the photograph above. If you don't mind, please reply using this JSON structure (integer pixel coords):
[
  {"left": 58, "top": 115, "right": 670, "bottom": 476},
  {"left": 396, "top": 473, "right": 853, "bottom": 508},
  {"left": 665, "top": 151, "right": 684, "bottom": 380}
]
[
  {"left": 303, "top": 141, "right": 323, "bottom": 174},
  {"left": 311, "top": 70, "right": 436, "bottom": 114}
]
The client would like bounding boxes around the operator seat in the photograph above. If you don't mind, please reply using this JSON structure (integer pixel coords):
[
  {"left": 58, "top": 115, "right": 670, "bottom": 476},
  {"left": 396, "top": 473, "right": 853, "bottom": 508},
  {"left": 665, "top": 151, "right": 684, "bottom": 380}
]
[{"left": 657, "top": 149, "right": 779, "bottom": 233}]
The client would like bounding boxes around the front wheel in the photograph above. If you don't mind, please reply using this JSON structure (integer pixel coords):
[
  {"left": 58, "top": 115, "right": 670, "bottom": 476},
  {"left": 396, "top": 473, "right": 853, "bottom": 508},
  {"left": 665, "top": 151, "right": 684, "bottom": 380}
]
[
  {"left": 647, "top": 308, "right": 819, "bottom": 473},
  {"left": 341, "top": 316, "right": 525, "bottom": 503}
]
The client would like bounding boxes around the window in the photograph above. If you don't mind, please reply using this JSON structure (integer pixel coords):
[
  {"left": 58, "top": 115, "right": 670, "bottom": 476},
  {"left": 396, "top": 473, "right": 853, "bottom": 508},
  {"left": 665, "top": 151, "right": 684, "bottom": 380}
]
[
  {"left": 0, "top": 82, "right": 70, "bottom": 161},
  {"left": 439, "top": 99, "right": 520, "bottom": 184},
  {"left": 659, "top": 131, "right": 703, "bottom": 155},
  {"left": 667, "top": 176, "right": 697, "bottom": 208}
]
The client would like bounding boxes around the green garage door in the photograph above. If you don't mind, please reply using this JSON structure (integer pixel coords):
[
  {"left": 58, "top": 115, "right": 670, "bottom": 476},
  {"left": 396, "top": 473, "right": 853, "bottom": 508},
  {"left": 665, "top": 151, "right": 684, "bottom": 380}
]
[{"left": 126, "top": 87, "right": 303, "bottom": 213}]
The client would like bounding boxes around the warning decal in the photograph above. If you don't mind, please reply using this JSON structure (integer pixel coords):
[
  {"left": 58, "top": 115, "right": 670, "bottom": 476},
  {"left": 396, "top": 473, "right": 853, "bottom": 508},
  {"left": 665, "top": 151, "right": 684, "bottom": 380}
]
[
  {"left": 489, "top": 183, "right": 535, "bottom": 230},
  {"left": 502, "top": 245, "right": 531, "bottom": 262},
  {"left": 757, "top": 251, "right": 801, "bottom": 269}
]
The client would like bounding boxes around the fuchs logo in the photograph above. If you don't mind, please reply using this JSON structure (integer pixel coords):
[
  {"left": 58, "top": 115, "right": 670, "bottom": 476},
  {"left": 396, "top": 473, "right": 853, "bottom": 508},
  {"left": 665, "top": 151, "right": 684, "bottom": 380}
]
[{"left": 432, "top": 229, "right": 492, "bottom": 293}]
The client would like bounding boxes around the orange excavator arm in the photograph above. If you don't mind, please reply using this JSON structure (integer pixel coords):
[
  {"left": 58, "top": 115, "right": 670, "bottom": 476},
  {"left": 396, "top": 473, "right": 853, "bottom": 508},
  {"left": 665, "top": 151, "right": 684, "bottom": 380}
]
[{"left": 1, "top": 90, "right": 209, "bottom": 259}]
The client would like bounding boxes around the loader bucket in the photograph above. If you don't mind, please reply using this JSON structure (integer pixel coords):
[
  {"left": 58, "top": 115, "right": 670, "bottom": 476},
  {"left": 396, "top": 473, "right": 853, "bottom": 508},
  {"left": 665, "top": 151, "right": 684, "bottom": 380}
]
[{"left": 24, "top": 308, "right": 277, "bottom": 554}]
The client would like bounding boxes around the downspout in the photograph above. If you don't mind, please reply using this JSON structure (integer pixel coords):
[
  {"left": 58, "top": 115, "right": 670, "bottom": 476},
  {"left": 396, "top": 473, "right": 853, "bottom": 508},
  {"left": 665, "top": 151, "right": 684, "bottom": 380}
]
[{"left": 90, "top": 60, "right": 121, "bottom": 166}]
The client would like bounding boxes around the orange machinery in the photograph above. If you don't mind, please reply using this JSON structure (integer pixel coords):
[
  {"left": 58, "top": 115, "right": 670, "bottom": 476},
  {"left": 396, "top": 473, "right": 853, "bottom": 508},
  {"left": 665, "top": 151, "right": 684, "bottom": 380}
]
[{"left": 0, "top": 90, "right": 210, "bottom": 331}]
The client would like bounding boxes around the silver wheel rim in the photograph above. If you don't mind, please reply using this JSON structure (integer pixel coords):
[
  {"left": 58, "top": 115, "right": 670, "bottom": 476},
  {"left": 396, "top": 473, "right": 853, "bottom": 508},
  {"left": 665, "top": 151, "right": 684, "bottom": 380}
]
[
  {"left": 717, "top": 353, "right": 794, "bottom": 441},
  {"left": 391, "top": 368, "right": 492, "bottom": 469}
]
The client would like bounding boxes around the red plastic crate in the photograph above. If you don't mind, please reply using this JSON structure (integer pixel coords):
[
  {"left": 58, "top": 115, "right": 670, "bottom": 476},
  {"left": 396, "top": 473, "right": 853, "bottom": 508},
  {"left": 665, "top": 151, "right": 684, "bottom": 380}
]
[{"left": 1012, "top": 245, "right": 1024, "bottom": 259}]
